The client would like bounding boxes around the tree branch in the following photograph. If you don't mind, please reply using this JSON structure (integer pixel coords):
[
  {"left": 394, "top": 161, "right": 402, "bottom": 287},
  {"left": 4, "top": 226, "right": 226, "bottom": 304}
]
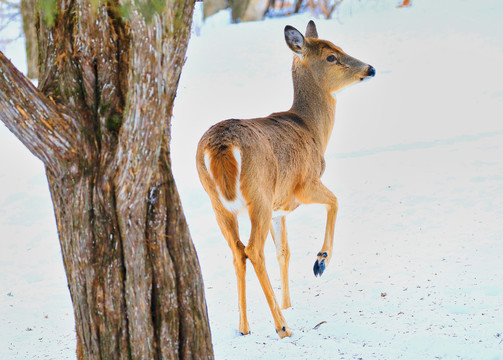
[
  {"left": 0, "top": 51, "right": 84, "bottom": 175},
  {"left": 0, "top": 0, "right": 20, "bottom": 9}
]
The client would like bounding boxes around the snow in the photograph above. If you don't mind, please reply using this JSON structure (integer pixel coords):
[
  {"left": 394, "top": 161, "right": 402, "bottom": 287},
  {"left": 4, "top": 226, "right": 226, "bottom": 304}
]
[{"left": 2, "top": 0, "right": 503, "bottom": 358}]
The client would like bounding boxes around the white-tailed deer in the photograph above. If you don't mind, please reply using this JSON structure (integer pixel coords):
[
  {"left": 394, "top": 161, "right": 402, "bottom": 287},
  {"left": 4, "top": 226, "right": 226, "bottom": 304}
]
[{"left": 196, "top": 21, "right": 375, "bottom": 338}]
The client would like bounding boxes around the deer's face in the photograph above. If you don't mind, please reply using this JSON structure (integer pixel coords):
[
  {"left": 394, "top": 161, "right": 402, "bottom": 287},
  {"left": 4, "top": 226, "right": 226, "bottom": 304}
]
[
  {"left": 305, "top": 39, "right": 375, "bottom": 92},
  {"left": 285, "top": 22, "right": 375, "bottom": 93}
]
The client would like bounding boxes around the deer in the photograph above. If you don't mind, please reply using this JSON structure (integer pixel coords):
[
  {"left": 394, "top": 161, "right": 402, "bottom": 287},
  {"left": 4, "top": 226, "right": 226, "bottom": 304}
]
[{"left": 196, "top": 21, "right": 375, "bottom": 338}]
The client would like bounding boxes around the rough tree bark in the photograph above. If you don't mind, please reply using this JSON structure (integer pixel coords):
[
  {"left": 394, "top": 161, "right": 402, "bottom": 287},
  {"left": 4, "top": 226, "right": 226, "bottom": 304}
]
[{"left": 0, "top": 0, "right": 213, "bottom": 359}]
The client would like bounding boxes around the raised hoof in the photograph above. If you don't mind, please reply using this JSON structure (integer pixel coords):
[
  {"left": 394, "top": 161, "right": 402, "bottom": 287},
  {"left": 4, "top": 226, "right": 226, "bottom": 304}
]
[
  {"left": 240, "top": 330, "right": 251, "bottom": 336},
  {"left": 276, "top": 326, "right": 292, "bottom": 339},
  {"left": 313, "top": 252, "right": 328, "bottom": 277}
]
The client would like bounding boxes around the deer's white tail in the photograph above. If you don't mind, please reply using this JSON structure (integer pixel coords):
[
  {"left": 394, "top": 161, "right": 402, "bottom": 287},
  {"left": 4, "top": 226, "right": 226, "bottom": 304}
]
[{"left": 204, "top": 146, "right": 245, "bottom": 213}]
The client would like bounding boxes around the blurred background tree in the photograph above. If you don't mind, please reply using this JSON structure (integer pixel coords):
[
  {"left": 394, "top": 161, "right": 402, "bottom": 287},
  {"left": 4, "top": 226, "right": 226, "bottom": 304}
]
[
  {"left": 202, "top": 0, "right": 345, "bottom": 22},
  {"left": 20, "top": 0, "right": 36, "bottom": 78},
  {"left": 0, "top": 0, "right": 37, "bottom": 78}
]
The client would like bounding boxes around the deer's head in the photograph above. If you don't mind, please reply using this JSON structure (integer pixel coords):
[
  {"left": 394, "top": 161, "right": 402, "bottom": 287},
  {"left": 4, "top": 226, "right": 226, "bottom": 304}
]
[{"left": 285, "top": 21, "right": 375, "bottom": 94}]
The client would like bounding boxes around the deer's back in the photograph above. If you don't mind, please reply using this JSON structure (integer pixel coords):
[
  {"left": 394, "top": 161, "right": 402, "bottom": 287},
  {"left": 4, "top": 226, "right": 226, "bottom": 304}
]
[{"left": 197, "top": 111, "right": 326, "bottom": 211}]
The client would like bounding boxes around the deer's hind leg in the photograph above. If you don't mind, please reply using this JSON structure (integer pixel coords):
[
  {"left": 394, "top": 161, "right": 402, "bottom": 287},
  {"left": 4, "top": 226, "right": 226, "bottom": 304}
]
[
  {"left": 270, "top": 216, "right": 291, "bottom": 309},
  {"left": 212, "top": 205, "right": 250, "bottom": 335},
  {"left": 245, "top": 203, "right": 292, "bottom": 338}
]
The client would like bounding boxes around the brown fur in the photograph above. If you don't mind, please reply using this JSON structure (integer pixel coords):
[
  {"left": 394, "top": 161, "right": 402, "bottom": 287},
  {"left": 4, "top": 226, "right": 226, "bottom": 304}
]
[
  {"left": 196, "top": 21, "right": 374, "bottom": 338},
  {"left": 208, "top": 145, "right": 239, "bottom": 201}
]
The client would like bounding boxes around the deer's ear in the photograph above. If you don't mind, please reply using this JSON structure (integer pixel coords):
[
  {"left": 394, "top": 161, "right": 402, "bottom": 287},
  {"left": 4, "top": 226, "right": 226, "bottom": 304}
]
[
  {"left": 284, "top": 25, "right": 305, "bottom": 55},
  {"left": 305, "top": 20, "right": 318, "bottom": 39}
]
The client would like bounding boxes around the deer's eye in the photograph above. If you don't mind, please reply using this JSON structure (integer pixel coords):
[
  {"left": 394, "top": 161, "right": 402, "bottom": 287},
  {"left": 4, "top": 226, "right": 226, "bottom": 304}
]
[{"left": 327, "top": 55, "right": 337, "bottom": 62}]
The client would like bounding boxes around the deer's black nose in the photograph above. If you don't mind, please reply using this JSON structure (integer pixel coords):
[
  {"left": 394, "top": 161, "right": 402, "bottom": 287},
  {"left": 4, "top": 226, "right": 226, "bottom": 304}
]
[{"left": 367, "top": 66, "right": 376, "bottom": 77}]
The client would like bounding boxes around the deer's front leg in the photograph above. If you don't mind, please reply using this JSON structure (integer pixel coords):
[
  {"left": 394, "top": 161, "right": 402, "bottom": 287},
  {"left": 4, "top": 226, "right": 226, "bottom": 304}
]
[
  {"left": 297, "top": 180, "right": 338, "bottom": 277},
  {"left": 313, "top": 202, "right": 337, "bottom": 276}
]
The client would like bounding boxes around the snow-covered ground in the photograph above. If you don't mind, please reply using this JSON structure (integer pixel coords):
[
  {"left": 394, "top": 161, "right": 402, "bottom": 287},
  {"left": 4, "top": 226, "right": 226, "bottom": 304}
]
[{"left": 2, "top": 0, "right": 503, "bottom": 358}]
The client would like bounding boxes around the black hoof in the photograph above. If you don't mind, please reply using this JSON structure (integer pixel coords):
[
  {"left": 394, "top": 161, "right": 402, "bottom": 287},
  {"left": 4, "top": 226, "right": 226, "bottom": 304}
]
[
  {"left": 313, "top": 252, "right": 328, "bottom": 277},
  {"left": 313, "top": 258, "right": 326, "bottom": 277}
]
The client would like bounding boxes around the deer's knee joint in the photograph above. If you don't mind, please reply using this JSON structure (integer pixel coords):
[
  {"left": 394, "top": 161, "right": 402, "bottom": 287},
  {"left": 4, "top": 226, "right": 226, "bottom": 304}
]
[
  {"left": 231, "top": 242, "right": 247, "bottom": 263},
  {"left": 325, "top": 196, "right": 338, "bottom": 212},
  {"left": 284, "top": 248, "right": 291, "bottom": 263},
  {"left": 276, "top": 245, "right": 290, "bottom": 265},
  {"left": 245, "top": 245, "right": 264, "bottom": 265},
  {"left": 233, "top": 253, "right": 246, "bottom": 268}
]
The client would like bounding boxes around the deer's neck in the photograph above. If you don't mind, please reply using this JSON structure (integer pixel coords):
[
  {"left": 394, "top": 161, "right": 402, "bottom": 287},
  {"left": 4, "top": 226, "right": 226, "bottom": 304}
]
[{"left": 290, "top": 62, "right": 336, "bottom": 153}]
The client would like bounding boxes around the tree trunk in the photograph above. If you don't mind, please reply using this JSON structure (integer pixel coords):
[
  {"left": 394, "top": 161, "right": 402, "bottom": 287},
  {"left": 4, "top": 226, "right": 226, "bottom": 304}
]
[
  {"left": 0, "top": 0, "right": 213, "bottom": 359},
  {"left": 20, "top": 0, "right": 37, "bottom": 79},
  {"left": 294, "top": 0, "right": 304, "bottom": 13},
  {"left": 203, "top": 0, "right": 228, "bottom": 20},
  {"left": 229, "top": 0, "right": 249, "bottom": 22},
  {"left": 241, "top": 0, "right": 269, "bottom": 21}
]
